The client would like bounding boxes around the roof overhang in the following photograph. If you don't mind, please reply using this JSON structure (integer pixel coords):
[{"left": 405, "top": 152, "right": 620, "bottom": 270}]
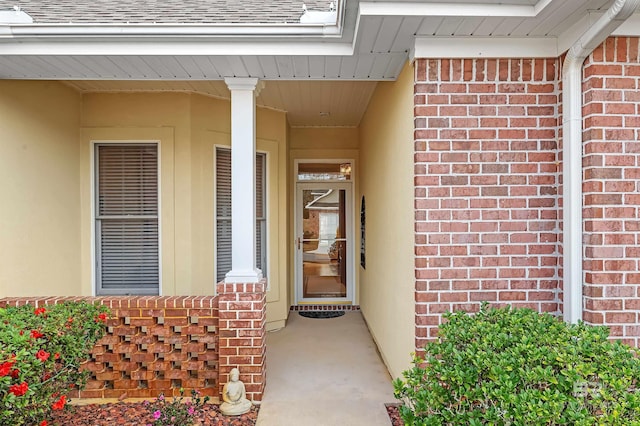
[{"left": 1, "top": 1, "right": 639, "bottom": 80}]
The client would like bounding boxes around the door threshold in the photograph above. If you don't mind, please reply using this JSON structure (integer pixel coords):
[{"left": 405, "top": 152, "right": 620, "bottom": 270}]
[{"left": 291, "top": 304, "right": 360, "bottom": 311}]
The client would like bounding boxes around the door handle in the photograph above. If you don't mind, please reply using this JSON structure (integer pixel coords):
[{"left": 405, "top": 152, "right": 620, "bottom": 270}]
[{"left": 296, "top": 237, "right": 301, "bottom": 250}]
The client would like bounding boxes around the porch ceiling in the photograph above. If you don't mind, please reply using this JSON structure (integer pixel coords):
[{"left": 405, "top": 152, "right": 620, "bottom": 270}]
[
  {"left": 64, "top": 79, "right": 378, "bottom": 127},
  {"left": 2, "top": 0, "right": 639, "bottom": 126}
]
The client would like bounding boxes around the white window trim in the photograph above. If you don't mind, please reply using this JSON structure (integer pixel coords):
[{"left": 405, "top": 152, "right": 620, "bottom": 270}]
[{"left": 90, "top": 140, "right": 162, "bottom": 296}]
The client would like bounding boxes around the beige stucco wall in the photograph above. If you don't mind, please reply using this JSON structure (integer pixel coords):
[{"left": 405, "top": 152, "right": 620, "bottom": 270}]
[
  {"left": 0, "top": 86, "right": 290, "bottom": 329},
  {"left": 79, "top": 92, "right": 290, "bottom": 329},
  {"left": 358, "top": 62, "right": 415, "bottom": 379},
  {"left": 0, "top": 81, "right": 82, "bottom": 297}
]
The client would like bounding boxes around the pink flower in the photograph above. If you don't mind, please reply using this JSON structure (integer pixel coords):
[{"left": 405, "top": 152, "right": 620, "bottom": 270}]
[
  {"left": 188, "top": 406, "right": 195, "bottom": 415},
  {"left": 153, "top": 410, "right": 162, "bottom": 420}
]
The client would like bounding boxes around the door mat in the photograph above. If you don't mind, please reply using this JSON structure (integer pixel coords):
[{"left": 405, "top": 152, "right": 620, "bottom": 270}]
[{"left": 298, "top": 311, "right": 345, "bottom": 319}]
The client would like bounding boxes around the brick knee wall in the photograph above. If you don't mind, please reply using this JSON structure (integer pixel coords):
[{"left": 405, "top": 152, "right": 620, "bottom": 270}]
[
  {"left": 0, "top": 297, "right": 219, "bottom": 398},
  {"left": 582, "top": 37, "right": 640, "bottom": 346},
  {"left": 216, "top": 280, "right": 267, "bottom": 403},
  {"left": 414, "top": 58, "right": 561, "bottom": 351}
]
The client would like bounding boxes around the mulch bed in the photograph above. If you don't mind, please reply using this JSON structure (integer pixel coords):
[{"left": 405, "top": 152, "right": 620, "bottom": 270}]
[
  {"left": 48, "top": 400, "right": 400, "bottom": 425},
  {"left": 386, "top": 404, "right": 404, "bottom": 426},
  {"left": 48, "top": 402, "right": 259, "bottom": 426}
]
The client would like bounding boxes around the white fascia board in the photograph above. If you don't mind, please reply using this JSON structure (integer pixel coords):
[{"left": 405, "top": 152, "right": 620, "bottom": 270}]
[
  {"left": 0, "top": 41, "right": 354, "bottom": 56},
  {"left": 557, "top": 12, "right": 640, "bottom": 56},
  {"left": 359, "top": 0, "right": 553, "bottom": 18},
  {"left": 611, "top": 12, "right": 640, "bottom": 36},
  {"left": 414, "top": 37, "right": 558, "bottom": 58},
  {"left": 578, "top": 11, "right": 640, "bottom": 37},
  {"left": 3, "top": 23, "right": 342, "bottom": 37}
]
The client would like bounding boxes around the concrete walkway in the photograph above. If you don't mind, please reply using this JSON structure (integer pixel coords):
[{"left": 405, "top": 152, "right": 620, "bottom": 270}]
[{"left": 256, "top": 311, "right": 395, "bottom": 426}]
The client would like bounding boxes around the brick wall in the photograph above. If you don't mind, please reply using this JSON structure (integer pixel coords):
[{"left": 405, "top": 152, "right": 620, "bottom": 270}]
[
  {"left": 0, "top": 290, "right": 268, "bottom": 401},
  {"left": 414, "top": 58, "right": 561, "bottom": 350},
  {"left": 582, "top": 37, "right": 640, "bottom": 346},
  {"left": 0, "top": 297, "right": 220, "bottom": 399}
]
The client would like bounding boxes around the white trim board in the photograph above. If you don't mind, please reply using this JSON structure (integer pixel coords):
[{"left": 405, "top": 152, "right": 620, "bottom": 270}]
[{"left": 413, "top": 37, "right": 559, "bottom": 59}]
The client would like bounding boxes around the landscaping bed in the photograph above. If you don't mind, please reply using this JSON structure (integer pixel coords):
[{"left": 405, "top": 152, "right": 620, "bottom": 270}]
[{"left": 48, "top": 401, "right": 259, "bottom": 426}]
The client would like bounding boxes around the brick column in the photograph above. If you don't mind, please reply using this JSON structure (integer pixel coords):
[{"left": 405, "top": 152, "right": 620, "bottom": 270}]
[
  {"left": 582, "top": 37, "right": 640, "bottom": 347},
  {"left": 216, "top": 280, "right": 267, "bottom": 402}
]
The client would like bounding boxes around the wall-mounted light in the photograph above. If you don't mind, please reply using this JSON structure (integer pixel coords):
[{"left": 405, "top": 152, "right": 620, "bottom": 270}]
[{"left": 339, "top": 163, "right": 351, "bottom": 178}]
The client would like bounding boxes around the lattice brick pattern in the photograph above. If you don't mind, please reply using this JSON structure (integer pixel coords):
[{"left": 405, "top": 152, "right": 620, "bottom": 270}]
[{"left": 0, "top": 297, "right": 219, "bottom": 399}]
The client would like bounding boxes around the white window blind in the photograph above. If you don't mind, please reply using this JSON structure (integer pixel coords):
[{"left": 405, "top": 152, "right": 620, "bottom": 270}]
[
  {"left": 95, "top": 144, "right": 159, "bottom": 295},
  {"left": 215, "top": 147, "right": 266, "bottom": 282}
]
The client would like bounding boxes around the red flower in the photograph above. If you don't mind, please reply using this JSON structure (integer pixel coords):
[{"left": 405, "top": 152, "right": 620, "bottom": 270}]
[
  {"left": 95, "top": 313, "right": 107, "bottom": 323},
  {"left": 42, "top": 372, "right": 52, "bottom": 381},
  {"left": 52, "top": 395, "right": 67, "bottom": 410},
  {"left": 34, "top": 307, "right": 47, "bottom": 316},
  {"left": 30, "top": 330, "right": 44, "bottom": 339},
  {"left": 19, "top": 330, "right": 24, "bottom": 336},
  {"left": 40, "top": 421, "right": 48, "bottom": 426},
  {"left": 36, "top": 349, "right": 50, "bottom": 362},
  {"left": 11, "top": 369, "right": 19, "bottom": 379},
  {"left": 54, "top": 352, "right": 60, "bottom": 360},
  {"left": 0, "top": 362, "right": 14, "bottom": 377},
  {"left": 9, "top": 382, "right": 28, "bottom": 396}
]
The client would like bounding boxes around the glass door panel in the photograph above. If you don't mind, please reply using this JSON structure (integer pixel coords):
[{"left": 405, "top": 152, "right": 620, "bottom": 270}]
[{"left": 299, "top": 187, "right": 348, "bottom": 299}]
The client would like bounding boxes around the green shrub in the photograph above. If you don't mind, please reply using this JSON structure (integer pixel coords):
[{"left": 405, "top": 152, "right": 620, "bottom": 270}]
[
  {"left": 0, "top": 302, "right": 109, "bottom": 425},
  {"left": 394, "top": 304, "right": 640, "bottom": 425}
]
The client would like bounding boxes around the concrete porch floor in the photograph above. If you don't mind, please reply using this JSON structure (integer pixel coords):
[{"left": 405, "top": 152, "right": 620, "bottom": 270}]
[{"left": 256, "top": 310, "right": 395, "bottom": 426}]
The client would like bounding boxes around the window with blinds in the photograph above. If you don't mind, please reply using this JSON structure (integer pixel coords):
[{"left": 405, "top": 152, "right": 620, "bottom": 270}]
[
  {"left": 95, "top": 144, "right": 159, "bottom": 295},
  {"left": 215, "top": 147, "right": 266, "bottom": 282}
]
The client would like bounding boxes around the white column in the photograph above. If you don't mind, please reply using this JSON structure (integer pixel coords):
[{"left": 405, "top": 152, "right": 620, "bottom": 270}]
[{"left": 224, "top": 77, "right": 262, "bottom": 283}]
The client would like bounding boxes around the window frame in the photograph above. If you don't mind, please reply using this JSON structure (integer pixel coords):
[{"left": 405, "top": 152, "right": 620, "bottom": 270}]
[{"left": 93, "top": 141, "right": 161, "bottom": 296}]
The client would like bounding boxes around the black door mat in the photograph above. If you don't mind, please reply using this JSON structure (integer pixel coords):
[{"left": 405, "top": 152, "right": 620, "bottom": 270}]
[{"left": 298, "top": 311, "right": 345, "bottom": 319}]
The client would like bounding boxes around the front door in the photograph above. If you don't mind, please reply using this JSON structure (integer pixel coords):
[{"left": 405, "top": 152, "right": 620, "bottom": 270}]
[{"left": 296, "top": 182, "right": 352, "bottom": 303}]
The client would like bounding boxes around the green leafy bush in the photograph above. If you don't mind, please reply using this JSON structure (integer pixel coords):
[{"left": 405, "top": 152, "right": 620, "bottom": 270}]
[
  {"left": 394, "top": 304, "right": 640, "bottom": 425},
  {"left": 0, "top": 302, "right": 109, "bottom": 425}
]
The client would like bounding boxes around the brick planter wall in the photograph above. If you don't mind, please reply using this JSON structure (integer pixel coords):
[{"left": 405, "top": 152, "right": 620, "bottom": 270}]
[
  {"left": 414, "top": 58, "right": 561, "bottom": 350},
  {"left": 0, "top": 297, "right": 220, "bottom": 398},
  {"left": 216, "top": 280, "right": 267, "bottom": 403},
  {"left": 582, "top": 37, "right": 640, "bottom": 347}
]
